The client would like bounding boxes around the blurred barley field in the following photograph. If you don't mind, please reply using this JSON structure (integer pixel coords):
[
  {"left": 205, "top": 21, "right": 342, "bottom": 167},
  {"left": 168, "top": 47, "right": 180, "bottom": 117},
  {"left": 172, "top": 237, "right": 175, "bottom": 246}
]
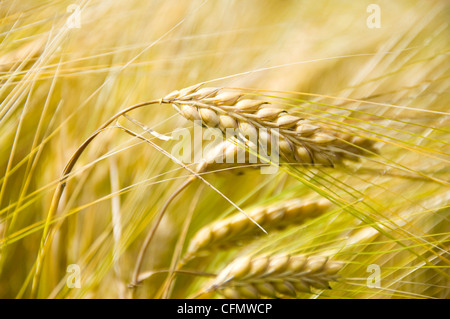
[{"left": 0, "top": 0, "right": 449, "bottom": 299}]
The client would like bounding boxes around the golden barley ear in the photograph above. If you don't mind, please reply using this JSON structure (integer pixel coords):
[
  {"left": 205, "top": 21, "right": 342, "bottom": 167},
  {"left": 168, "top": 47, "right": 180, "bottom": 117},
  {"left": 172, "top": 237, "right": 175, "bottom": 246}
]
[
  {"left": 183, "top": 199, "right": 332, "bottom": 263},
  {"left": 163, "top": 85, "right": 379, "bottom": 168},
  {"left": 199, "top": 254, "right": 343, "bottom": 299}
]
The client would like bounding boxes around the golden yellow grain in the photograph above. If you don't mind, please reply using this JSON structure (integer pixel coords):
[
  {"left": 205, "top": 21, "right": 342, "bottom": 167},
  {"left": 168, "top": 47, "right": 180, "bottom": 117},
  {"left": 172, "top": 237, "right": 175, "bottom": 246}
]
[{"left": 201, "top": 254, "right": 343, "bottom": 298}]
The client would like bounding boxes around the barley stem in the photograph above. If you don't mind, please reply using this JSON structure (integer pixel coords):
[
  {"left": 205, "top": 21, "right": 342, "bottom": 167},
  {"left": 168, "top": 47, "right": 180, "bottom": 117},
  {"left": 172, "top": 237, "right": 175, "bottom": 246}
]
[
  {"left": 129, "top": 176, "right": 195, "bottom": 294},
  {"left": 31, "top": 99, "right": 161, "bottom": 297}
]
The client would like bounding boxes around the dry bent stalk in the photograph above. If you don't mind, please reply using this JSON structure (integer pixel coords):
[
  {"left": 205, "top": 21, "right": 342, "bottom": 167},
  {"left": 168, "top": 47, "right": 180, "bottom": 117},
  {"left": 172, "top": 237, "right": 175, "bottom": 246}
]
[
  {"left": 200, "top": 254, "right": 343, "bottom": 299},
  {"left": 183, "top": 199, "right": 331, "bottom": 263},
  {"left": 162, "top": 85, "right": 378, "bottom": 168}
]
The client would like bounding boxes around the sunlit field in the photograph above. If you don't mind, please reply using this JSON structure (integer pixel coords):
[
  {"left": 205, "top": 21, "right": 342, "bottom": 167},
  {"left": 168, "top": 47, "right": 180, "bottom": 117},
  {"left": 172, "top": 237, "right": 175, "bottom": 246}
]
[{"left": 0, "top": 0, "right": 449, "bottom": 299}]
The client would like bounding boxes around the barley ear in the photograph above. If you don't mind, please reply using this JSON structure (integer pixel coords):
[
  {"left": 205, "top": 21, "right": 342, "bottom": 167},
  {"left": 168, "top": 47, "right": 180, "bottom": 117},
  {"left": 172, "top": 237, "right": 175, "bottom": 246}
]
[
  {"left": 182, "top": 199, "right": 331, "bottom": 263},
  {"left": 201, "top": 254, "right": 344, "bottom": 299}
]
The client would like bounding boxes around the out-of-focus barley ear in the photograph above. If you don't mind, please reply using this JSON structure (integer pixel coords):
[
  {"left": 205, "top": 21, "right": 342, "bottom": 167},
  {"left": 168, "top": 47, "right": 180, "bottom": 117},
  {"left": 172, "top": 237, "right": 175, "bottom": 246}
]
[
  {"left": 197, "top": 254, "right": 344, "bottom": 299},
  {"left": 182, "top": 199, "right": 332, "bottom": 264}
]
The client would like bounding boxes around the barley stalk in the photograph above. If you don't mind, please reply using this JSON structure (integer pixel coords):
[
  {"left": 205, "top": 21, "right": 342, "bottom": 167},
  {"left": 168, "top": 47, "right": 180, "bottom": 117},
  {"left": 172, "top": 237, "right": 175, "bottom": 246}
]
[
  {"left": 163, "top": 85, "right": 378, "bottom": 168},
  {"left": 183, "top": 199, "right": 331, "bottom": 263},
  {"left": 31, "top": 99, "right": 162, "bottom": 296},
  {"left": 201, "top": 254, "right": 343, "bottom": 299}
]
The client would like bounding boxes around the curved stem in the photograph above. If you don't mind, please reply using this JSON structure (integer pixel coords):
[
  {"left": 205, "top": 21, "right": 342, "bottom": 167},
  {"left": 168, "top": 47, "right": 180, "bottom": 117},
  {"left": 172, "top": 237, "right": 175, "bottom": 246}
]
[
  {"left": 129, "top": 176, "right": 195, "bottom": 296},
  {"left": 31, "top": 99, "right": 161, "bottom": 297},
  {"left": 159, "top": 184, "right": 204, "bottom": 299}
]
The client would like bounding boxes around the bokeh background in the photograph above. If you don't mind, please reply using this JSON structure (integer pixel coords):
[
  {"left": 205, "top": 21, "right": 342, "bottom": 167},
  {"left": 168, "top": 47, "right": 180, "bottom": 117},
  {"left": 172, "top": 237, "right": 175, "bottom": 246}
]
[{"left": 0, "top": 0, "right": 449, "bottom": 298}]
